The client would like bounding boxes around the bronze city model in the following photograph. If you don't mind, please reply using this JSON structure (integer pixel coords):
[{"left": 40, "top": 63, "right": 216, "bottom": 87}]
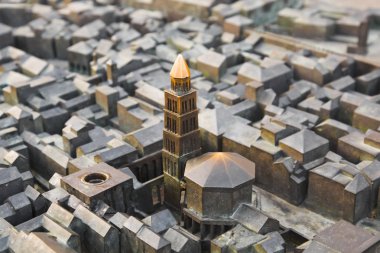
[{"left": 0, "top": 1, "right": 380, "bottom": 252}]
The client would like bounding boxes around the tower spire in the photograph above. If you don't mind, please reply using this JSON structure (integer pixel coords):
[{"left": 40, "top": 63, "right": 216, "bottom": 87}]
[{"left": 169, "top": 54, "right": 191, "bottom": 93}]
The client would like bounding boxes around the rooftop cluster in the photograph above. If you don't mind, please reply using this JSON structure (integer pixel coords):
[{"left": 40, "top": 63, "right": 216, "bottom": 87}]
[{"left": 0, "top": 0, "right": 379, "bottom": 253}]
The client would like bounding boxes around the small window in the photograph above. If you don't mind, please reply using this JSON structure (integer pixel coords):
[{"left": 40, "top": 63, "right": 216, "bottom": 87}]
[
  {"left": 152, "top": 185, "right": 160, "bottom": 205},
  {"left": 189, "top": 118, "right": 193, "bottom": 131}
]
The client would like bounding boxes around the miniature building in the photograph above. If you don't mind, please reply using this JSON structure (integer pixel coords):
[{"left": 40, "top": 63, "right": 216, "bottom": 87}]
[
  {"left": 251, "top": 139, "right": 282, "bottom": 188},
  {"left": 62, "top": 116, "right": 95, "bottom": 157},
  {"left": 61, "top": 162, "right": 133, "bottom": 212},
  {"left": 272, "top": 156, "right": 308, "bottom": 205},
  {"left": 211, "top": 225, "right": 285, "bottom": 253},
  {"left": 123, "top": 215, "right": 171, "bottom": 253},
  {"left": 302, "top": 220, "right": 380, "bottom": 253},
  {"left": 74, "top": 204, "right": 120, "bottom": 253},
  {"left": 137, "top": 226, "right": 171, "bottom": 253},
  {"left": 338, "top": 131, "right": 380, "bottom": 163},
  {"left": 95, "top": 85, "right": 120, "bottom": 116},
  {"left": 182, "top": 152, "right": 255, "bottom": 246},
  {"left": 237, "top": 62, "right": 292, "bottom": 94},
  {"left": 198, "top": 108, "right": 249, "bottom": 152},
  {"left": 197, "top": 50, "right": 227, "bottom": 83},
  {"left": 135, "top": 82, "right": 165, "bottom": 110},
  {"left": 279, "top": 129, "right": 329, "bottom": 164},
  {"left": 306, "top": 162, "right": 371, "bottom": 223},
  {"left": 67, "top": 40, "right": 96, "bottom": 75},
  {"left": 117, "top": 96, "right": 162, "bottom": 134},
  {"left": 361, "top": 160, "right": 380, "bottom": 211},
  {"left": 231, "top": 203, "right": 279, "bottom": 234},
  {"left": 353, "top": 102, "right": 380, "bottom": 132},
  {"left": 142, "top": 209, "right": 176, "bottom": 234},
  {"left": 315, "top": 119, "right": 358, "bottom": 151},
  {"left": 125, "top": 122, "right": 163, "bottom": 157},
  {"left": 224, "top": 15, "right": 253, "bottom": 37},
  {"left": 222, "top": 121, "right": 260, "bottom": 161},
  {"left": 211, "top": 224, "right": 265, "bottom": 253},
  {"left": 163, "top": 225, "right": 201, "bottom": 253},
  {"left": 162, "top": 55, "right": 201, "bottom": 209}
]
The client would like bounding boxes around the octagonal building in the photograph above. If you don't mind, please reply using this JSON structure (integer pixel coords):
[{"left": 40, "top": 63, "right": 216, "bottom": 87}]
[{"left": 182, "top": 152, "right": 255, "bottom": 241}]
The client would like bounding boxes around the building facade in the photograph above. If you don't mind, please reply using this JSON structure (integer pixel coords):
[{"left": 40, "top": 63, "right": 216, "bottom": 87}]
[{"left": 163, "top": 55, "right": 201, "bottom": 209}]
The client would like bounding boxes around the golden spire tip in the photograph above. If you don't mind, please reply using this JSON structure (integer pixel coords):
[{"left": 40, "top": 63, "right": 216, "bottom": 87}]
[{"left": 170, "top": 54, "right": 190, "bottom": 79}]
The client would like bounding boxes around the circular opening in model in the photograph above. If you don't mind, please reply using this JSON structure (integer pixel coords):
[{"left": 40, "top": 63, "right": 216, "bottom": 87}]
[{"left": 82, "top": 173, "right": 109, "bottom": 184}]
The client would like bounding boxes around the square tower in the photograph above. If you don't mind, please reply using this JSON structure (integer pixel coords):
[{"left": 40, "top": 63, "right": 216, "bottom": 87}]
[{"left": 163, "top": 55, "right": 201, "bottom": 209}]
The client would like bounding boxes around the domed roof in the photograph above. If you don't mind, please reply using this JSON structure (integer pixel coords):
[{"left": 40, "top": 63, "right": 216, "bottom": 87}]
[
  {"left": 170, "top": 54, "right": 190, "bottom": 79},
  {"left": 184, "top": 152, "right": 255, "bottom": 189}
]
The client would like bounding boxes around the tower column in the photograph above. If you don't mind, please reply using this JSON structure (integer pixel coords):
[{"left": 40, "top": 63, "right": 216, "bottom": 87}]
[{"left": 163, "top": 55, "right": 201, "bottom": 210}]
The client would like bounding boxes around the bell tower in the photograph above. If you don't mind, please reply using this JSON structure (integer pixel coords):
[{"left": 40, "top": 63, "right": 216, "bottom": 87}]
[{"left": 163, "top": 54, "right": 201, "bottom": 210}]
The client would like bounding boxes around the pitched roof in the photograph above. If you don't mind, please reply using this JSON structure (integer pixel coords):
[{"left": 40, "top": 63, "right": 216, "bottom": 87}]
[
  {"left": 7, "top": 106, "right": 32, "bottom": 119},
  {"left": 68, "top": 41, "right": 94, "bottom": 55},
  {"left": 231, "top": 204, "right": 279, "bottom": 234},
  {"left": 142, "top": 209, "right": 177, "bottom": 234},
  {"left": 279, "top": 129, "right": 328, "bottom": 153},
  {"left": 345, "top": 174, "right": 370, "bottom": 194},
  {"left": 223, "top": 122, "right": 261, "bottom": 147},
  {"left": 170, "top": 54, "right": 190, "bottom": 79},
  {"left": 362, "top": 160, "right": 380, "bottom": 181},
  {"left": 184, "top": 152, "right": 255, "bottom": 189},
  {"left": 198, "top": 108, "right": 229, "bottom": 136},
  {"left": 314, "top": 220, "right": 376, "bottom": 253},
  {"left": 137, "top": 226, "right": 170, "bottom": 250},
  {"left": 163, "top": 228, "right": 189, "bottom": 252},
  {"left": 199, "top": 108, "right": 249, "bottom": 136}
]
